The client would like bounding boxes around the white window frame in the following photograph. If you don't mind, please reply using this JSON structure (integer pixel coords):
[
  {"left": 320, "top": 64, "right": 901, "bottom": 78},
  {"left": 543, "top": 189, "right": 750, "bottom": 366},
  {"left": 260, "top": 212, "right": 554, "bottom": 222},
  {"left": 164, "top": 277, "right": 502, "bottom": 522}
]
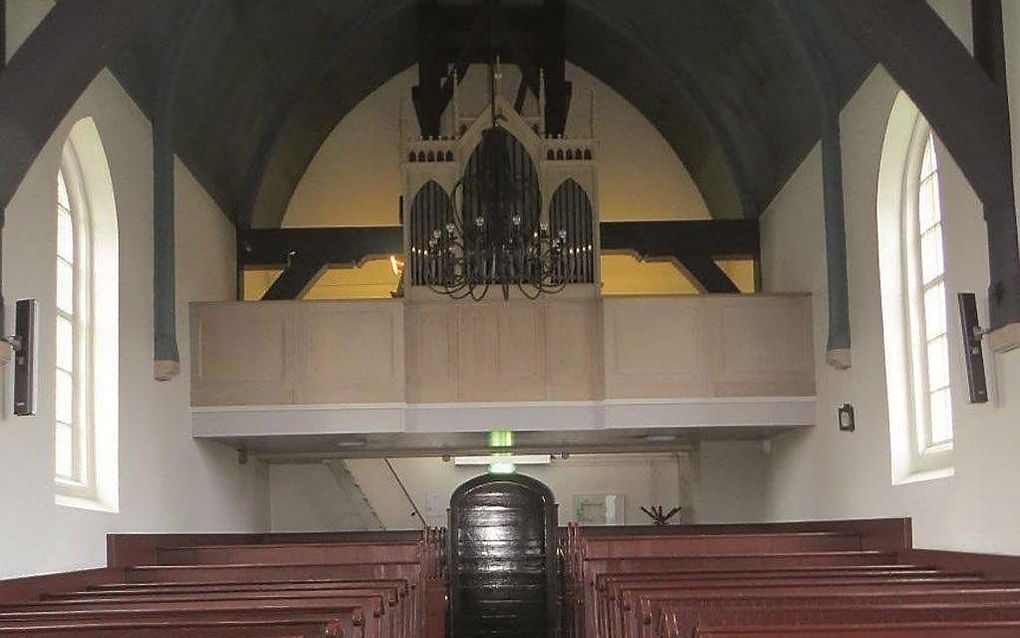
[
  {"left": 878, "top": 98, "right": 954, "bottom": 485},
  {"left": 900, "top": 119, "right": 953, "bottom": 476},
  {"left": 54, "top": 119, "right": 119, "bottom": 512},
  {"left": 55, "top": 144, "right": 98, "bottom": 501}
]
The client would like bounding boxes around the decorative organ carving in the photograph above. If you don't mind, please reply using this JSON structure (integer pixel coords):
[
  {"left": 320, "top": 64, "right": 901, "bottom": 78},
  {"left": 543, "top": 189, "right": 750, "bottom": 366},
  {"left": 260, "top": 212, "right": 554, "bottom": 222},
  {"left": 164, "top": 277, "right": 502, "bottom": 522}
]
[{"left": 401, "top": 65, "right": 600, "bottom": 294}]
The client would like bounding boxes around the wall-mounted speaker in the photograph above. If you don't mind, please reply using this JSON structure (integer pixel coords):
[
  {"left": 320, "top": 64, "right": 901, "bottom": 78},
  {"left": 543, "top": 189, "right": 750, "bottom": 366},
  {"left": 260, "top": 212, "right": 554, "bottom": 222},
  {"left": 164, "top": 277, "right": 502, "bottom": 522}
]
[
  {"left": 957, "top": 293, "right": 989, "bottom": 404},
  {"left": 11, "top": 299, "right": 39, "bottom": 416}
]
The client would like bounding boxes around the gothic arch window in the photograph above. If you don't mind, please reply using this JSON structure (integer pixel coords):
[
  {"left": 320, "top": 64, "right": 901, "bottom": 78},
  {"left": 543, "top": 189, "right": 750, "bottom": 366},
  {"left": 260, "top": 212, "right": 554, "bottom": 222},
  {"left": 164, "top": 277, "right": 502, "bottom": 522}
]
[
  {"left": 54, "top": 118, "right": 119, "bottom": 510},
  {"left": 548, "top": 179, "right": 595, "bottom": 283},
  {"left": 878, "top": 95, "right": 953, "bottom": 483}
]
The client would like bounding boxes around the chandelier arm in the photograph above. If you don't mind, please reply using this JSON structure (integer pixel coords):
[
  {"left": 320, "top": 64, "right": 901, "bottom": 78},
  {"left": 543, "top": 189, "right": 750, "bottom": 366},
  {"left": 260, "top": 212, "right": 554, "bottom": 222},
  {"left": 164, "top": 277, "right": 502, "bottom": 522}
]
[
  {"left": 470, "top": 282, "right": 490, "bottom": 302},
  {"left": 517, "top": 282, "right": 542, "bottom": 301}
]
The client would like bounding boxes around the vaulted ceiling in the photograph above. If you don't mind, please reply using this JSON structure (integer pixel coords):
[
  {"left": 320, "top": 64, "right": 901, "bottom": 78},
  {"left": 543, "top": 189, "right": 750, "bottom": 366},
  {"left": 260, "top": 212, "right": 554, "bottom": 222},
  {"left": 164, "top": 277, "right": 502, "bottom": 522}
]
[{"left": 108, "top": 0, "right": 874, "bottom": 228}]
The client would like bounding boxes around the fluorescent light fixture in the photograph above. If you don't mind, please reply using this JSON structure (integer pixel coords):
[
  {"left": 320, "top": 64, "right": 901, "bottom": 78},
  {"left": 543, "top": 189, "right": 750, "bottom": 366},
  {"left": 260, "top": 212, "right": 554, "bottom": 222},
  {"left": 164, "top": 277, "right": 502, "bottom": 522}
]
[
  {"left": 488, "top": 462, "right": 516, "bottom": 475},
  {"left": 335, "top": 438, "right": 368, "bottom": 448},
  {"left": 643, "top": 434, "right": 678, "bottom": 443},
  {"left": 454, "top": 454, "right": 551, "bottom": 466}
]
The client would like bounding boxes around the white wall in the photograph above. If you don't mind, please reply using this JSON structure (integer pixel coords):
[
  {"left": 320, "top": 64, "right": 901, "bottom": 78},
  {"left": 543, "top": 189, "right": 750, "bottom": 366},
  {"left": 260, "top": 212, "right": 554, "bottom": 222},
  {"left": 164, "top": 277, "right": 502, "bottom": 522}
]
[
  {"left": 4, "top": 0, "right": 54, "bottom": 59},
  {"left": 0, "top": 69, "right": 269, "bottom": 579},
  {"left": 283, "top": 63, "right": 710, "bottom": 228},
  {"left": 269, "top": 464, "right": 370, "bottom": 532},
  {"left": 695, "top": 441, "right": 767, "bottom": 524},
  {"left": 269, "top": 445, "right": 768, "bottom": 531},
  {"left": 760, "top": 62, "right": 1020, "bottom": 553}
]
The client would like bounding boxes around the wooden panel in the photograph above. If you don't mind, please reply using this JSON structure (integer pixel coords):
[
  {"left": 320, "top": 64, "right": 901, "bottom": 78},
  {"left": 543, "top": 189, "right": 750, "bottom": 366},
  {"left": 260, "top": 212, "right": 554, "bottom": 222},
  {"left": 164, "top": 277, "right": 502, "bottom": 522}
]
[
  {"left": 458, "top": 302, "right": 547, "bottom": 401},
  {"left": 603, "top": 298, "right": 712, "bottom": 398},
  {"left": 496, "top": 304, "right": 546, "bottom": 395},
  {"left": 546, "top": 301, "right": 601, "bottom": 400},
  {"left": 714, "top": 296, "right": 815, "bottom": 396},
  {"left": 190, "top": 303, "right": 293, "bottom": 406},
  {"left": 406, "top": 303, "right": 459, "bottom": 403},
  {"left": 191, "top": 294, "right": 813, "bottom": 408},
  {"left": 604, "top": 295, "right": 814, "bottom": 399},
  {"left": 457, "top": 304, "right": 501, "bottom": 394},
  {"left": 295, "top": 302, "right": 404, "bottom": 404}
]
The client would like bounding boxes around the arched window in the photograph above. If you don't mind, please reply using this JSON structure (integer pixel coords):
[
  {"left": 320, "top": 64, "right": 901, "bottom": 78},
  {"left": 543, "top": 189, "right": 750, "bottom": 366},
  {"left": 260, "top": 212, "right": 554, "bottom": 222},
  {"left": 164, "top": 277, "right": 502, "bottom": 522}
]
[
  {"left": 906, "top": 131, "right": 953, "bottom": 452},
  {"left": 54, "top": 118, "right": 119, "bottom": 510},
  {"left": 878, "top": 96, "right": 953, "bottom": 483},
  {"left": 54, "top": 164, "right": 89, "bottom": 486}
]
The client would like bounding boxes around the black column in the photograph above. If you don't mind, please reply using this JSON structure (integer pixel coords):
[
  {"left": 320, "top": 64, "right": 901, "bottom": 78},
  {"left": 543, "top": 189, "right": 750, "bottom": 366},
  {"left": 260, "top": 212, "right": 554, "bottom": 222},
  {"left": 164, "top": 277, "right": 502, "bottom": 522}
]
[{"left": 973, "top": 0, "right": 1020, "bottom": 332}]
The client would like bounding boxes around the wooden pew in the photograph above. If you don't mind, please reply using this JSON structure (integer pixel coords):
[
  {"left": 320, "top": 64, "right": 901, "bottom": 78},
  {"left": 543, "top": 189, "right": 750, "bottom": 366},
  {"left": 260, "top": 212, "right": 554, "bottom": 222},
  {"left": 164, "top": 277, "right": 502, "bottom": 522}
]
[
  {"left": 31, "top": 582, "right": 410, "bottom": 638},
  {"left": 562, "top": 519, "right": 914, "bottom": 638},
  {"left": 659, "top": 602, "right": 1020, "bottom": 638},
  {"left": 119, "top": 564, "right": 425, "bottom": 633},
  {"left": 642, "top": 586, "right": 1020, "bottom": 638},
  {"left": 49, "top": 578, "right": 410, "bottom": 600},
  {"left": 593, "top": 568, "right": 945, "bottom": 627},
  {"left": 107, "top": 531, "right": 426, "bottom": 568},
  {"left": 153, "top": 542, "right": 421, "bottom": 567},
  {"left": 572, "top": 552, "right": 909, "bottom": 638},
  {"left": 0, "top": 618, "right": 345, "bottom": 638},
  {"left": 0, "top": 529, "right": 448, "bottom": 638},
  {"left": 613, "top": 577, "right": 1001, "bottom": 638},
  {"left": 0, "top": 606, "right": 367, "bottom": 638},
  {"left": 693, "top": 621, "right": 1020, "bottom": 637}
]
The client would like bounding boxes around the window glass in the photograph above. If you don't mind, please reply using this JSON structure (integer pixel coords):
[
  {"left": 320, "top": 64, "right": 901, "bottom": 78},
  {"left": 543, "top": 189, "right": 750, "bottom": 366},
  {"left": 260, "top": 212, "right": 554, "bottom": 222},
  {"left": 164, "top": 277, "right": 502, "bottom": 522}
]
[{"left": 911, "top": 132, "right": 953, "bottom": 453}]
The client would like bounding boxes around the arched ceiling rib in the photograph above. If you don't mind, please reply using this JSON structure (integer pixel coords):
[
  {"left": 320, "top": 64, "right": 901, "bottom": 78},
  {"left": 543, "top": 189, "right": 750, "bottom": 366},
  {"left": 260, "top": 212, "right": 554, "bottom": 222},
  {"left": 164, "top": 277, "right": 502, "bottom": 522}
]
[{"left": 109, "top": 0, "right": 873, "bottom": 227}]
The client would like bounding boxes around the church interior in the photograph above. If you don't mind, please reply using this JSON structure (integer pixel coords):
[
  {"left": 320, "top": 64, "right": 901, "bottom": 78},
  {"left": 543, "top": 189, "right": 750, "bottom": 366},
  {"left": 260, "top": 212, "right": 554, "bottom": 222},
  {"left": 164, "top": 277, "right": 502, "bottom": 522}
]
[{"left": 2, "top": 0, "right": 1020, "bottom": 636}]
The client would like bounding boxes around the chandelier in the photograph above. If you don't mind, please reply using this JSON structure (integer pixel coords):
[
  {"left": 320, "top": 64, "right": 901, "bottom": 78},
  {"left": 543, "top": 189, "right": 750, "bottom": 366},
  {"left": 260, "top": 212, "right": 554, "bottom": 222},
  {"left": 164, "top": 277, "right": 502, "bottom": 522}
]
[{"left": 423, "top": 61, "right": 572, "bottom": 301}]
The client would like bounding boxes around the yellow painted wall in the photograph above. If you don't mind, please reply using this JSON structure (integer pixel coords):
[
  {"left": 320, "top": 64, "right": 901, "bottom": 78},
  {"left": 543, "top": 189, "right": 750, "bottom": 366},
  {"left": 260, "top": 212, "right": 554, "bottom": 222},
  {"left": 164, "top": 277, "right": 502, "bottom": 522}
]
[
  {"left": 600, "top": 254, "right": 699, "bottom": 295},
  {"left": 303, "top": 258, "right": 400, "bottom": 300},
  {"left": 245, "top": 255, "right": 753, "bottom": 300},
  {"left": 242, "top": 268, "right": 283, "bottom": 301},
  {"left": 715, "top": 258, "right": 757, "bottom": 294},
  {"left": 600, "top": 254, "right": 756, "bottom": 296},
  {"left": 283, "top": 63, "right": 710, "bottom": 228}
]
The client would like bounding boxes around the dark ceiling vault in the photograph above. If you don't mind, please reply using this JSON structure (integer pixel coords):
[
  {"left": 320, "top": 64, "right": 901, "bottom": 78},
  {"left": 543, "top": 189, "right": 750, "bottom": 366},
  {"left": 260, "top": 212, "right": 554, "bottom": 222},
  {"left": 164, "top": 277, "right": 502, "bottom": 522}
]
[
  {"left": 0, "top": 0, "right": 1014, "bottom": 353},
  {"left": 105, "top": 0, "right": 873, "bottom": 229}
]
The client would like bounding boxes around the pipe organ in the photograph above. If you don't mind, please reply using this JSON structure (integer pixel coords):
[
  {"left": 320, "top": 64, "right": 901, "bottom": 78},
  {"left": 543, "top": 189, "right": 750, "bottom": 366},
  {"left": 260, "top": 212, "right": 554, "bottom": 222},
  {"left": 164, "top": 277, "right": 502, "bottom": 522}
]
[{"left": 402, "top": 71, "right": 600, "bottom": 293}]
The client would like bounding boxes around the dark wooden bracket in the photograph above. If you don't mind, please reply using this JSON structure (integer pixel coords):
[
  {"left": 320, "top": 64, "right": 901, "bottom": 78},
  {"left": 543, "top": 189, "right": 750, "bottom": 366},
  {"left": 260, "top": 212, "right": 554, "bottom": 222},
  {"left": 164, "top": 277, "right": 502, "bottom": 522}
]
[
  {"left": 599, "top": 220, "right": 760, "bottom": 294},
  {"left": 822, "top": 0, "right": 1020, "bottom": 331},
  {"left": 240, "top": 227, "right": 404, "bottom": 300}
]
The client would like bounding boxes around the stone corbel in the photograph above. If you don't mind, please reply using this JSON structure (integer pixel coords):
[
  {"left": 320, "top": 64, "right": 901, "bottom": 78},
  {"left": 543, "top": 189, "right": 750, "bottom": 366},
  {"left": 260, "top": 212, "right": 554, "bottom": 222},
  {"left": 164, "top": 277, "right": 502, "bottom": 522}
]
[{"left": 989, "top": 322, "right": 1020, "bottom": 354}]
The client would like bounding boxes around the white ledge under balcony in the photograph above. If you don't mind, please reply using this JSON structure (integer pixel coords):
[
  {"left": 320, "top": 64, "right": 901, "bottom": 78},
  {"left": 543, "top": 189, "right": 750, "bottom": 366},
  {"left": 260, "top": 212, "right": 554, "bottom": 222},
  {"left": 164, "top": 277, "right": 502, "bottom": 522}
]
[{"left": 189, "top": 293, "right": 816, "bottom": 444}]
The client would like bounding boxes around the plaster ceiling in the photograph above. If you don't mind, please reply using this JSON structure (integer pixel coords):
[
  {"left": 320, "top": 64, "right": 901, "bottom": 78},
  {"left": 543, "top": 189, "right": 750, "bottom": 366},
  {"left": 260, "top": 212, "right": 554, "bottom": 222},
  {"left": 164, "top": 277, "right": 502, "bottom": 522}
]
[{"left": 109, "top": 0, "right": 873, "bottom": 227}]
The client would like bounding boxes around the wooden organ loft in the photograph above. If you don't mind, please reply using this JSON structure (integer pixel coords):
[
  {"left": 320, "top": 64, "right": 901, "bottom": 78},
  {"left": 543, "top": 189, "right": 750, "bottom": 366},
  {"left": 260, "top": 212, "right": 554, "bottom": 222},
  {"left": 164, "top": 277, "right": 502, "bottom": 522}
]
[
  {"left": 402, "top": 67, "right": 599, "bottom": 291},
  {"left": 195, "top": 69, "right": 815, "bottom": 445}
]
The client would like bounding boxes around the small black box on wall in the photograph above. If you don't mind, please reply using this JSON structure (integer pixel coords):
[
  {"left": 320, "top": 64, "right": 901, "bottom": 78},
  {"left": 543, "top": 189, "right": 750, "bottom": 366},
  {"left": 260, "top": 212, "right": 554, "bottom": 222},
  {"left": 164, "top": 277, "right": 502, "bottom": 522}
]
[{"left": 838, "top": 404, "right": 855, "bottom": 432}]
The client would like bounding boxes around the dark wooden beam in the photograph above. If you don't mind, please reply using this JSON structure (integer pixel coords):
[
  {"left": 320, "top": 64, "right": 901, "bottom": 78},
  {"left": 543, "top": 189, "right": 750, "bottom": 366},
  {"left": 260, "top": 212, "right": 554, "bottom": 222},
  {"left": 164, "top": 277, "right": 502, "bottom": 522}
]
[
  {"left": 972, "top": 0, "right": 1020, "bottom": 335},
  {"left": 0, "top": 0, "right": 157, "bottom": 211},
  {"left": 240, "top": 227, "right": 404, "bottom": 268},
  {"left": 412, "top": 1, "right": 570, "bottom": 137},
  {"left": 539, "top": 0, "right": 571, "bottom": 136},
  {"left": 412, "top": 0, "right": 451, "bottom": 138},
  {"left": 599, "top": 220, "right": 759, "bottom": 257},
  {"left": 824, "top": 0, "right": 1020, "bottom": 332},
  {"left": 823, "top": 0, "right": 1011, "bottom": 210},
  {"left": 0, "top": 0, "right": 6, "bottom": 339},
  {"left": 262, "top": 256, "right": 325, "bottom": 301},
  {"left": 599, "top": 220, "right": 759, "bottom": 293},
  {"left": 1, "top": 0, "right": 6, "bottom": 67},
  {"left": 772, "top": 0, "right": 851, "bottom": 366},
  {"left": 240, "top": 227, "right": 404, "bottom": 300},
  {"left": 153, "top": 1, "right": 204, "bottom": 380}
]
